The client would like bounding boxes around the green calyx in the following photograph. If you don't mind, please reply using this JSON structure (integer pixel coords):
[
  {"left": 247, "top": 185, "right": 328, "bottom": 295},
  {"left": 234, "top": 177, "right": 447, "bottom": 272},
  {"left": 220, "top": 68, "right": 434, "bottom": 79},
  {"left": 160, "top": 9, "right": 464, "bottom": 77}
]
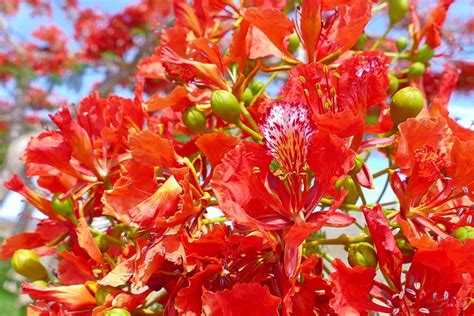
[
  {"left": 210, "top": 90, "right": 241, "bottom": 123},
  {"left": 390, "top": 87, "right": 425, "bottom": 126},
  {"left": 348, "top": 242, "right": 378, "bottom": 268},
  {"left": 183, "top": 106, "right": 206, "bottom": 132},
  {"left": 12, "top": 249, "right": 48, "bottom": 281}
]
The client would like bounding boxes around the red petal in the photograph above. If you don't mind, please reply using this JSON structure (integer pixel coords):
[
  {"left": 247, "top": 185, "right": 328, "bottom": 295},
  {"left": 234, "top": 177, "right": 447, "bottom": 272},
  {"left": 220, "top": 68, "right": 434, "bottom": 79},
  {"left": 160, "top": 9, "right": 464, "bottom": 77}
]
[
  {"left": 195, "top": 132, "right": 239, "bottom": 168},
  {"left": 57, "top": 252, "right": 95, "bottom": 285},
  {"left": 129, "top": 130, "right": 178, "bottom": 168},
  {"left": 0, "top": 232, "right": 45, "bottom": 260},
  {"left": 22, "top": 283, "right": 96, "bottom": 310},
  {"left": 76, "top": 217, "right": 103, "bottom": 264},
  {"left": 361, "top": 205, "right": 403, "bottom": 290},
  {"left": 329, "top": 259, "right": 390, "bottom": 314},
  {"left": 204, "top": 283, "right": 281, "bottom": 316}
]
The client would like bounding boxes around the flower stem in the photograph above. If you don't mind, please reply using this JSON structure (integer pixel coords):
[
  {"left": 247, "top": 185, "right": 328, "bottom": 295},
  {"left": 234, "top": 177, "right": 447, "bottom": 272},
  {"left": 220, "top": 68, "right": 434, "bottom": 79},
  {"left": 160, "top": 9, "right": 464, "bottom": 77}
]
[
  {"left": 303, "top": 234, "right": 370, "bottom": 248},
  {"left": 320, "top": 198, "right": 361, "bottom": 211},
  {"left": 201, "top": 216, "right": 228, "bottom": 225},
  {"left": 236, "top": 120, "right": 264, "bottom": 141},
  {"left": 370, "top": 24, "right": 393, "bottom": 50}
]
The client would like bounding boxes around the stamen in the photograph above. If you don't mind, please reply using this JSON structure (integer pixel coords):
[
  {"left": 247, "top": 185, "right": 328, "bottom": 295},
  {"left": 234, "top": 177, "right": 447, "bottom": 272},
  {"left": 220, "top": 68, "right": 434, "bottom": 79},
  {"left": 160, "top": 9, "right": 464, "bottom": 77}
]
[
  {"left": 414, "top": 282, "right": 421, "bottom": 290},
  {"left": 443, "top": 290, "right": 449, "bottom": 301},
  {"left": 299, "top": 76, "right": 306, "bottom": 84},
  {"left": 419, "top": 308, "right": 430, "bottom": 314},
  {"left": 405, "top": 288, "right": 416, "bottom": 296},
  {"left": 261, "top": 102, "right": 315, "bottom": 175}
]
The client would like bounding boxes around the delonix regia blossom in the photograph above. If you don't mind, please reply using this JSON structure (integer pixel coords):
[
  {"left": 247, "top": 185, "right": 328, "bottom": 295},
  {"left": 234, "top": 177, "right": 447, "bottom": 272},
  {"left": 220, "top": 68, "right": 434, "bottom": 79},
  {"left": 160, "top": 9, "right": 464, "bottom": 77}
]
[{"left": 0, "top": 0, "right": 473, "bottom": 315}]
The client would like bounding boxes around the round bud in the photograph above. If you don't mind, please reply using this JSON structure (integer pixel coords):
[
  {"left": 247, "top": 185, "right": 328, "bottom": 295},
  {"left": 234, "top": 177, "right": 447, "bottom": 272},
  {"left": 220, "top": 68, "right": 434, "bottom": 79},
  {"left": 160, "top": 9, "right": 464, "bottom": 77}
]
[
  {"left": 390, "top": 87, "right": 425, "bottom": 126},
  {"left": 453, "top": 226, "right": 474, "bottom": 242},
  {"left": 335, "top": 176, "right": 359, "bottom": 205},
  {"left": 408, "top": 62, "right": 426, "bottom": 78},
  {"left": 51, "top": 193, "right": 73, "bottom": 217},
  {"left": 241, "top": 88, "right": 254, "bottom": 106},
  {"left": 387, "top": 74, "right": 399, "bottom": 96},
  {"left": 96, "top": 286, "right": 115, "bottom": 306},
  {"left": 348, "top": 242, "right": 378, "bottom": 268},
  {"left": 210, "top": 90, "right": 241, "bottom": 123},
  {"left": 396, "top": 37, "right": 408, "bottom": 52},
  {"left": 416, "top": 45, "right": 434, "bottom": 63},
  {"left": 355, "top": 34, "right": 368, "bottom": 50},
  {"left": 182, "top": 106, "right": 206, "bottom": 132},
  {"left": 396, "top": 238, "right": 414, "bottom": 257},
  {"left": 388, "top": 0, "right": 408, "bottom": 25},
  {"left": 287, "top": 33, "right": 300, "bottom": 54},
  {"left": 94, "top": 234, "right": 108, "bottom": 252},
  {"left": 104, "top": 308, "right": 131, "bottom": 316},
  {"left": 249, "top": 81, "right": 265, "bottom": 95},
  {"left": 12, "top": 249, "right": 48, "bottom": 281},
  {"left": 33, "top": 280, "right": 48, "bottom": 287},
  {"left": 351, "top": 155, "right": 365, "bottom": 175}
]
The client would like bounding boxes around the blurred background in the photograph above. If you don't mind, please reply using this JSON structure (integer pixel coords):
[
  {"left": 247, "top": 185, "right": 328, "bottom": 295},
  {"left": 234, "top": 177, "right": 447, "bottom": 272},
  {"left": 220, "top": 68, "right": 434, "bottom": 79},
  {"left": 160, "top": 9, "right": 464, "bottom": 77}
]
[{"left": 0, "top": 0, "right": 472, "bottom": 314}]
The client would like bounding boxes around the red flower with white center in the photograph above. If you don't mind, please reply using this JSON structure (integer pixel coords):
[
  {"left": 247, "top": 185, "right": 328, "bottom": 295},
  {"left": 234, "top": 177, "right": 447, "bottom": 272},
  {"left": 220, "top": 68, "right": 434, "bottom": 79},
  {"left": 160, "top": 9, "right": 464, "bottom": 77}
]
[{"left": 212, "top": 101, "right": 355, "bottom": 277}]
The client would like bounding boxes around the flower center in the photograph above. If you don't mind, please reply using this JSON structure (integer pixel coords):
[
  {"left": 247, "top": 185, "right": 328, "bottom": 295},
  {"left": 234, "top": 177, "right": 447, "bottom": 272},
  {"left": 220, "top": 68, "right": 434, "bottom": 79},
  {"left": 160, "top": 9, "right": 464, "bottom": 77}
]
[{"left": 261, "top": 102, "right": 315, "bottom": 175}]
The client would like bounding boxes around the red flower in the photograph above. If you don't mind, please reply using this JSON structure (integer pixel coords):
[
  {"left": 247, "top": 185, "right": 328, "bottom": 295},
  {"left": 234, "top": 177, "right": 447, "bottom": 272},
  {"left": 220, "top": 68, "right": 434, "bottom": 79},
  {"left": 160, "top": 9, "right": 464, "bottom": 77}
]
[
  {"left": 295, "top": 0, "right": 371, "bottom": 62},
  {"left": 282, "top": 51, "right": 389, "bottom": 139},
  {"left": 212, "top": 101, "right": 354, "bottom": 276},
  {"left": 331, "top": 205, "right": 474, "bottom": 315}
]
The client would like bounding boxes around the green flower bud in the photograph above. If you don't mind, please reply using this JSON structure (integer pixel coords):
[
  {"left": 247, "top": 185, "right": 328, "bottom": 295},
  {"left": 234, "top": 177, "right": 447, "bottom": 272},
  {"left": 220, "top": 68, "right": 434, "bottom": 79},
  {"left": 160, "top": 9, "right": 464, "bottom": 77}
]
[
  {"left": 287, "top": 33, "right": 300, "bottom": 54},
  {"left": 33, "top": 280, "right": 48, "bottom": 287},
  {"left": 408, "top": 62, "right": 426, "bottom": 78},
  {"left": 390, "top": 87, "right": 425, "bottom": 126},
  {"left": 241, "top": 88, "right": 254, "bottom": 106},
  {"left": 387, "top": 74, "right": 399, "bottom": 96},
  {"left": 12, "top": 249, "right": 48, "bottom": 281},
  {"left": 348, "top": 242, "right": 378, "bottom": 268},
  {"left": 396, "top": 238, "right": 414, "bottom": 257},
  {"left": 104, "top": 308, "right": 131, "bottom": 316},
  {"left": 453, "top": 226, "right": 474, "bottom": 242},
  {"left": 51, "top": 193, "right": 73, "bottom": 217},
  {"left": 388, "top": 0, "right": 408, "bottom": 25},
  {"left": 210, "top": 90, "right": 241, "bottom": 123},
  {"left": 416, "top": 45, "right": 434, "bottom": 63},
  {"left": 350, "top": 155, "right": 364, "bottom": 176},
  {"left": 182, "top": 106, "right": 206, "bottom": 132},
  {"left": 249, "top": 81, "right": 265, "bottom": 95},
  {"left": 94, "top": 235, "right": 108, "bottom": 252},
  {"left": 96, "top": 286, "right": 115, "bottom": 306},
  {"left": 355, "top": 34, "right": 368, "bottom": 50},
  {"left": 335, "top": 176, "right": 359, "bottom": 205},
  {"left": 396, "top": 37, "right": 408, "bottom": 52}
]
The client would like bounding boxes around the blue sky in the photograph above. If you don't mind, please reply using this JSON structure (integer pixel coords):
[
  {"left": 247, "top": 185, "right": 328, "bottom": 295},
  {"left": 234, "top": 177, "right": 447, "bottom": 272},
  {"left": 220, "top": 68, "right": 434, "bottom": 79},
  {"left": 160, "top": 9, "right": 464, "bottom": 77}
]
[{"left": 0, "top": 0, "right": 472, "bottom": 221}]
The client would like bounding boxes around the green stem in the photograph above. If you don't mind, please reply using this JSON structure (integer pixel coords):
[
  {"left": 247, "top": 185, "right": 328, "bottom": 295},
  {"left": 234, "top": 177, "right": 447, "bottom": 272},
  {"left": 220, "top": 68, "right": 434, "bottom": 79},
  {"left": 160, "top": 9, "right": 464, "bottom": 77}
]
[
  {"left": 370, "top": 24, "right": 393, "bottom": 50},
  {"left": 239, "top": 101, "right": 259, "bottom": 131},
  {"left": 236, "top": 120, "right": 264, "bottom": 141},
  {"left": 320, "top": 198, "right": 361, "bottom": 211},
  {"left": 201, "top": 216, "right": 228, "bottom": 225},
  {"left": 250, "top": 71, "right": 278, "bottom": 106},
  {"left": 373, "top": 167, "right": 393, "bottom": 178},
  {"left": 303, "top": 234, "right": 370, "bottom": 248}
]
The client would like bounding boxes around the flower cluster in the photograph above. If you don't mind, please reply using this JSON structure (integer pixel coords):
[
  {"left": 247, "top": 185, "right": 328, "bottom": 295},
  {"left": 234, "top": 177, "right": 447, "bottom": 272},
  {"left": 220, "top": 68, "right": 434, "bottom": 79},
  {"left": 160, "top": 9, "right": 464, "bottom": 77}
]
[{"left": 1, "top": 1, "right": 473, "bottom": 315}]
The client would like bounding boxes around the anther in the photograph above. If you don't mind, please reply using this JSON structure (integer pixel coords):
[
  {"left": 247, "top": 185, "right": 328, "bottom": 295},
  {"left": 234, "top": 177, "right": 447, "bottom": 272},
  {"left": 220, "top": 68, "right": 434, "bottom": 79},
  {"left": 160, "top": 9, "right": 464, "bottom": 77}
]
[
  {"left": 418, "top": 308, "right": 430, "bottom": 314},
  {"left": 443, "top": 291, "right": 449, "bottom": 301},
  {"left": 299, "top": 76, "right": 306, "bottom": 84}
]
